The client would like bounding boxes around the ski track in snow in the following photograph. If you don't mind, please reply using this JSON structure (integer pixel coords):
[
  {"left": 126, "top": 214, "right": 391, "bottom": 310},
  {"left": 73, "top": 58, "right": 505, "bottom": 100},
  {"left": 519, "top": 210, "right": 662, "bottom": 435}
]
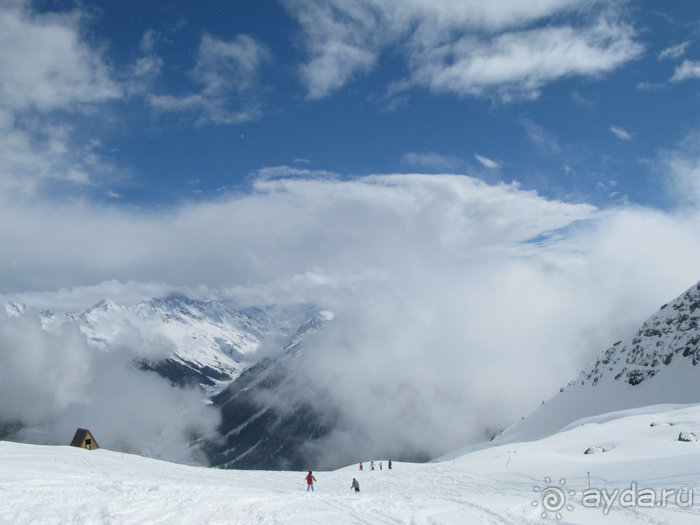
[
  {"left": 1, "top": 404, "right": 699, "bottom": 524},
  {"left": 0, "top": 449, "right": 530, "bottom": 524}
]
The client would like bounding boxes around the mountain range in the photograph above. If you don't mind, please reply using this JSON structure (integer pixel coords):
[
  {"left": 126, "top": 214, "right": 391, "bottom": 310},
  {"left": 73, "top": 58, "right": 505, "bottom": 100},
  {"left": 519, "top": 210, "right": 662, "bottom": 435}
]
[
  {"left": 4, "top": 295, "right": 320, "bottom": 394},
  {"left": 2, "top": 281, "right": 698, "bottom": 471},
  {"left": 204, "top": 315, "right": 339, "bottom": 471}
]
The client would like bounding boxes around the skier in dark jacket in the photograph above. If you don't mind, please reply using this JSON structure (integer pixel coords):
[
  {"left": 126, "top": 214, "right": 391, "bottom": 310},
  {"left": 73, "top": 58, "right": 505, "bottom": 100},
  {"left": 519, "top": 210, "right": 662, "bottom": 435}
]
[
  {"left": 306, "top": 471, "right": 317, "bottom": 492},
  {"left": 351, "top": 478, "right": 360, "bottom": 492}
]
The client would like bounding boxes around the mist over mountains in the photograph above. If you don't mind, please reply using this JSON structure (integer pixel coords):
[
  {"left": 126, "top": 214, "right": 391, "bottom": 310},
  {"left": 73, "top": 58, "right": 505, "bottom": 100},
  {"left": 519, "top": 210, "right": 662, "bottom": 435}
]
[
  {"left": 0, "top": 294, "right": 320, "bottom": 464},
  {"left": 2, "top": 173, "right": 699, "bottom": 466},
  {"left": 493, "top": 280, "right": 700, "bottom": 446},
  {"left": 1, "top": 279, "right": 698, "bottom": 470},
  {"left": 0, "top": 0, "right": 698, "bottom": 497}
]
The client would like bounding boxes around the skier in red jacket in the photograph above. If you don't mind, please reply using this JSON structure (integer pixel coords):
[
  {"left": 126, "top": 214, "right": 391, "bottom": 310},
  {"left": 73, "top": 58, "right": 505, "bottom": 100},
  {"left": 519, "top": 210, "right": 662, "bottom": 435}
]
[{"left": 306, "top": 471, "right": 317, "bottom": 492}]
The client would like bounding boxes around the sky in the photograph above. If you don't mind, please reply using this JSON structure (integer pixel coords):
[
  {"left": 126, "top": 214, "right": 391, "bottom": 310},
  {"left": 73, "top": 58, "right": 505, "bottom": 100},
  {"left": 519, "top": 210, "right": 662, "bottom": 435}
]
[
  {"left": 0, "top": 0, "right": 699, "bottom": 463},
  {"left": 0, "top": 0, "right": 698, "bottom": 211}
]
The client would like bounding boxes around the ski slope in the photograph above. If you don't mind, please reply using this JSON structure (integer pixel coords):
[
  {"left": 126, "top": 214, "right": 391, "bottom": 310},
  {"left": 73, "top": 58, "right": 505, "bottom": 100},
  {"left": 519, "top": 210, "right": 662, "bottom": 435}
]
[{"left": 1, "top": 404, "right": 698, "bottom": 524}]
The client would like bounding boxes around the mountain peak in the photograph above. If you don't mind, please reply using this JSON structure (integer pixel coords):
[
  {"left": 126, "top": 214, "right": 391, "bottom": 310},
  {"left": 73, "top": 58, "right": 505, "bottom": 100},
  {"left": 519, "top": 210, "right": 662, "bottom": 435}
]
[
  {"left": 579, "top": 281, "right": 699, "bottom": 388},
  {"left": 494, "top": 280, "right": 700, "bottom": 445}
]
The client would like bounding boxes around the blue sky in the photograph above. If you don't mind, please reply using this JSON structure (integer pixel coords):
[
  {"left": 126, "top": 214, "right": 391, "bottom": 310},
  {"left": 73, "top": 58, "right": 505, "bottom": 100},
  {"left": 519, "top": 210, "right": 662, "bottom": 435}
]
[{"left": 4, "top": 0, "right": 697, "bottom": 209}]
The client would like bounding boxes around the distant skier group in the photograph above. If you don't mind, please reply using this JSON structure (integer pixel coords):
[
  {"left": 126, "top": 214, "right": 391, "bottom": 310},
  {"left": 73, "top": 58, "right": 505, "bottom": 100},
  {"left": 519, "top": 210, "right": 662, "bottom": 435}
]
[
  {"left": 305, "top": 460, "right": 392, "bottom": 494},
  {"left": 358, "top": 459, "right": 391, "bottom": 472}
]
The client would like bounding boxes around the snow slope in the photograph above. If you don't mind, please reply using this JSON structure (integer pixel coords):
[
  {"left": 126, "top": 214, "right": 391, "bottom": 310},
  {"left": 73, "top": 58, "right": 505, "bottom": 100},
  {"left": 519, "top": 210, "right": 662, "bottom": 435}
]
[
  {"left": 1, "top": 403, "right": 698, "bottom": 524},
  {"left": 206, "top": 332, "right": 339, "bottom": 471},
  {"left": 493, "top": 281, "right": 700, "bottom": 445},
  {"left": 3, "top": 295, "right": 319, "bottom": 392}
]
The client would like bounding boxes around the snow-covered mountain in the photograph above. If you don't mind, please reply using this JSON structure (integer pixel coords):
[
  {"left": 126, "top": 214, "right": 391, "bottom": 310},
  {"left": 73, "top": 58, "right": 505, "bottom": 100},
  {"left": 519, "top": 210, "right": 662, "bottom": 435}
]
[
  {"left": 3, "top": 293, "right": 339, "bottom": 468},
  {"left": 204, "top": 310, "right": 338, "bottom": 471},
  {"left": 0, "top": 293, "right": 334, "bottom": 463},
  {"left": 3, "top": 280, "right": 697, "bottom": 474},
  {"left": 494, "top": 281, "right": 700, "bottom": 445},
  {"left": 3, "top": 295, "right": 321, "bottom": 393},
  {"left": 206, "top": 280, "right": 700, "bottom": 471}
]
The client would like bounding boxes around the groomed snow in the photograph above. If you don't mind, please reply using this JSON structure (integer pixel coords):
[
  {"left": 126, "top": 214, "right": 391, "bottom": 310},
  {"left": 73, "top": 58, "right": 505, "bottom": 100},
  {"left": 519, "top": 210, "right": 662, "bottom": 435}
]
[{"left": 1, "top": 404, "right": 698, "bottom": 524}]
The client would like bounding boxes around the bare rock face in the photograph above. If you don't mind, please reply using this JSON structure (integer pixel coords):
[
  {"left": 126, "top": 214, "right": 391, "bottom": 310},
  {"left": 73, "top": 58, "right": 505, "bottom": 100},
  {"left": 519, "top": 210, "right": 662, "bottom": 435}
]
[{"left": 582, "top": 282, "right": 700, "bottom": 389}]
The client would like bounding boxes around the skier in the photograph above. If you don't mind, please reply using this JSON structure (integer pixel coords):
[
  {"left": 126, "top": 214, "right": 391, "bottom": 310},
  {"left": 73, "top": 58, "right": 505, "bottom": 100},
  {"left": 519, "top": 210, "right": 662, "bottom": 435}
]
[
  {"left": 305, "top": 471, "right": 317, "bottom": 492},
  {"left": 388, "top": 460, "right": 392, "bottom": 470},
  {"left": 379, "top": 461, "right": 382, "bottom": 470},
  {"left": 351, "top": 478, "right": 360, "bottom": 493},
  {"left": 359, "top": 462, "right": 363, "bottom": 471},
  {"left": 370, "top": 461, "right": 375, "bottom": 471}
]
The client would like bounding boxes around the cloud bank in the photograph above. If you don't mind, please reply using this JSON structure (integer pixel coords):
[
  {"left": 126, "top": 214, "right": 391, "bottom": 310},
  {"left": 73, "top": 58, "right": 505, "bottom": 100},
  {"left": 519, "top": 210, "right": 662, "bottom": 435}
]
[
  {"left": 2, "top": 168, "right": 699, "bottom": 464},
  {"left": 0, "top": 0, "right": 698, "bottom": 466},
  {"left": 148, "top": 33, "right": 271, "bottom": 125},
  {"left": 0, "top": 311, "right": 220, "bottom": 464}
]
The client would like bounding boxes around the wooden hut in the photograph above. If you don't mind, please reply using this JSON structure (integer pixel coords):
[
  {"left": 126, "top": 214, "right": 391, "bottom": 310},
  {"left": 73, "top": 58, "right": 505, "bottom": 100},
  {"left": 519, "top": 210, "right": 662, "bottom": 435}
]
[{"left": 70, "top": 428, "right": 99, "bottom": 450}]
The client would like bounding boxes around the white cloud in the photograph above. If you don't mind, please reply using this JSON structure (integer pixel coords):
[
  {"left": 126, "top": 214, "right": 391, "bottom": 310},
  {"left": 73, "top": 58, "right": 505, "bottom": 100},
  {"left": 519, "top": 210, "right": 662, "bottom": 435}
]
[
  {"left": 474, "top": 153, "right": 500, "bottom": 169},
  {"left": 570, "top": 90, "right": 594, "bottom": 108},
  {"left": 0, "top": 2, "right": 272, "bottom": 203},
  {"left": 0, "top": 311, "right": 220, "bottom": 464},
  {"left": 0, "top": 314, "right": 89, "bottom": 421},
  {"left": 283, "top": 0, "right": 385, "bottom": 100},
  {"left": 403, "top": 151, "right": 464, "bottom": 171},
  {"left": 408, "top": 16, "right": 643, "bottom": 101},
  {"left": 0, "top": 0, "right": 694, "bottom": 465},
  {"left": 284, "top": 0, "right": 642, "bottom": 101},
  {"left": 0, "top": 170, "right": 598, "bottom": 291},
  {"left": 148, "top": 33, "right": 271, "bottom": 125},
  {"left": 521, "top": 118, "right": 562, "bottom": 155},
  {"left": 194, "top": 33, "right": 270, "bottom": 93},
  {"left": 0, "top": 1, "right": 125, "bottom": 197},
  {"left": 609, "top": 125, "right": 632, "bottom": 140},
  {"left": 658, "top": 42, "right": 689, "bottom": 60},
  {"left": 1, "top": 167, "right": 699, "bottom": 463},
  {"left": 253, "top": 165, "right": 338, "bottom": 182},
  {"left": 1, "top": 280, "right": 180, "bottom": 314},
  {"left": 126, "top": 30, "right": 164, "bottom": 94},
  {"left": 636, "top": 80, "right": 662, "bottom": 91},
  {"left": 0, "top": 2, "right": 121, "bottom": 112},
  {"left": 302, "top": 40, "right": 377, "bottom": 100},
  {"left": 0, "top": 114, "right": 125, "bottom": 196},
  {"left": 657, "top": 131, "right": 700, "bottom": 209},
  {"left": 670, "top": 60, "right": 700, "bottom": 82}
]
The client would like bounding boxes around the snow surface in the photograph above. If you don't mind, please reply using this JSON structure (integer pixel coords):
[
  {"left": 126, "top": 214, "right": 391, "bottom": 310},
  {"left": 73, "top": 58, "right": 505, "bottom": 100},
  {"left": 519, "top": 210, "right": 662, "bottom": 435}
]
[
  {"left": 490, "top": 282, "right": 700, "bottom": 447},
  {"left": 3, "top": 296, "right": 322, "bottom": 394},
  {"left": 1, "top": 403, "right": 698, "bottom": 524}
]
